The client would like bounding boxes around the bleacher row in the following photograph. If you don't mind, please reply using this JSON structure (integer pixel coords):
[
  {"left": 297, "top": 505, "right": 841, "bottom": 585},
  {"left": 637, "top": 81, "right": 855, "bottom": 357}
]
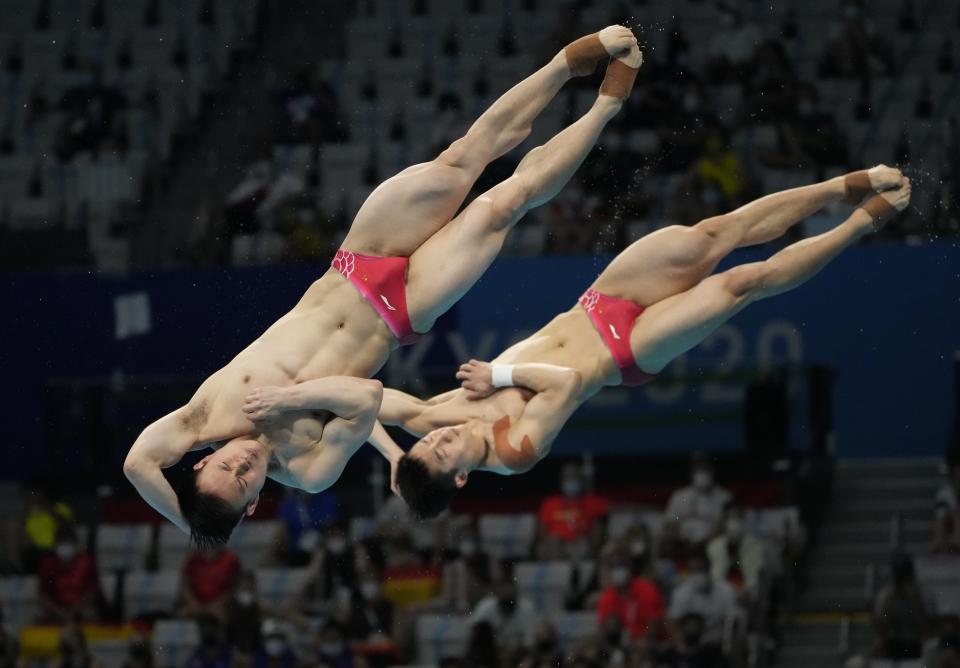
[
  {"left": 0, "top": 0, "right": 260, "bottom": 267},
  {"left": 250, "top": 0, "right": 958, "bottom": 261},
  {"left": 0, "top": 507, "right": 801, "bottom": 666}
]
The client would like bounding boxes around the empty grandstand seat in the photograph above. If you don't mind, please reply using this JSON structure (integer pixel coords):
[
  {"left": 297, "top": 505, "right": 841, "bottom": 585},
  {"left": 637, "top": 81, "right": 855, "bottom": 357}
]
[
  {"left": 515, "top": 561, "right": 595, "bottom": 613},
  {"left": 0, "top": 575, "right": 39, "bottom": 630},
  {"left": 478, "top": 513, "right": 536, "bottom": 558},
  {"left": 153, "top": 619, "right": 200, "bottom": 668},
  {"left": 228, "top": 519, "right": 282, "bottom": 567},
  {"left": 254, "top": 568, "right": 313, "bottom": 608},
  {"left": 550, "top": 610, "right": 598, "bottom": 651},
  {"left": 96, "top": 523, "right": 153, "bottom": 571},
  {"left": 415, "top": 613, "right": 471, "bottom": 665},
  {"left": 88, "top": 638, "right": 130, "bottom": 668},
  {"left": 156, "top": 524, "right": 192, "bottom": 571},
  {"left": 915, "top": 554, "right": 960, "bottom": 586},
  {"left": 122, "top": 570, "right": 180, "bottom": 618}
]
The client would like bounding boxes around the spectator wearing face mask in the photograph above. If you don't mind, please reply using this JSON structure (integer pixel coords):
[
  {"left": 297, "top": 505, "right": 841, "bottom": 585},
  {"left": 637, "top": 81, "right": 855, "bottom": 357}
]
[
  {"left": 596, "top": 550, "right": 665, "bottom": 642},
  {"left": 178, "top": 544, "right": 241, "bottom": 622},
  {"left": 313, "top": 621, "right": 354, "bottom": 668},
  {"left": 707, "top": 509, "right": 768, "bottom": 594},
  {"left": 254, "top": 623, "right": 298, "bottom": 668},
  {"left": 471, "top": 563, "right": 539, "bottom": 652},
  {"left": 667, "top": 551, "right": 739, "bottom": 660},
  {"left": 665, "top": 453, "right": 732, "bottom": 548},
  {"left": 226, "top": 572, "right": 264, "bottom": 655},
  {"left": 120, "top": 636, "right": 152, "bottom": 668},
  {"left": 37, "top": 526, "right": 101, "bottom": 623},
  {"left": 56, "top": 620, "right": 95, "bottom": 668},
  {"left": 344, "top": 572, "right": 394, "bottom": 642},
  {"left": 21, "top": 486, "right": 75, "bottom": 571},
  {"left": 308, "top": 522, "right": 359, "bottom": 603},
  {"left": 537, "top": 463, "right": 610, "bottom": 559}
]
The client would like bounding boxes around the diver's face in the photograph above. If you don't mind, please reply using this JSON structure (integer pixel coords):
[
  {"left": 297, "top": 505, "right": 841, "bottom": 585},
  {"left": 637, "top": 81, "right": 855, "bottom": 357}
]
[
  {"left": 194, "top": 439, "right": 268, "bottom": 513},
  {"left": 408, "top": 425, "right": 473, "bottom": 476}
]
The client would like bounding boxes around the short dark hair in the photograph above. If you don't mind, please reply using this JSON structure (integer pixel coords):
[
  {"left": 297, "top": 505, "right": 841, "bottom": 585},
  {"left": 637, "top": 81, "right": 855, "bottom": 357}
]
[
  {"left": 396, "top": 454, "right": 460, "bottom": 520},
  {"left": 173, "top": 470, "right": 244, "bottom": 551}
]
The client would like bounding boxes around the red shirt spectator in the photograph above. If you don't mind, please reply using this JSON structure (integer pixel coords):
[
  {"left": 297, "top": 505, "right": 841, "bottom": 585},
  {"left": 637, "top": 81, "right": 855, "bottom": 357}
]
[
  {"left": 597, "top": 576, "right": 665, "bottom": 640},
  {"left": 182, "top": 548, "right": 240, "bottom": 606},
  {"left": 538, "top": 493, "right": 610, "bottom": 542},
  {"left": 38, "top": 548, "right": 99, "bottom": 612}
]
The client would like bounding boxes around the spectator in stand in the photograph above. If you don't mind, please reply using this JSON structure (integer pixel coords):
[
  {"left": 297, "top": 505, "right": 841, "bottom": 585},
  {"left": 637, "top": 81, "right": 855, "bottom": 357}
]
[
  {"left": 53, "top": 65, "right": 127, "bottom": 162},
  {"left": 923, "top": 614, "right": 960, "bottom": 668},
  {"left": 56, "top": 619, "right": 95, "bottom": 668},
  {"left": 463, "top": 621, "right": 501, "bottom": 668},
  {"left": 311, "top": 621, "right": 355, "bottom": 668},
  {"left": 253, "top": 622, "right": 298, "bottom": 668},
  {"left": 37, "top": 525, "right": 101, "bottom": 623},
  {"left": 596, "top": 549, "right": 666, "bottom": 643},
  {"left": 472, "top": 562, "right": 539, "bottom": 653},
  {"left": 226, "top": 571, "right": 264, "bottom": 656},
  {"left": 412, "top": 523, "right": 492, "bottom": 614},
  {"left": 819, "top": 0, "right": 894, "bottom": 80},
  {"left": 707, "top": 508, "right": 768, "bottom": 595},
  {"left": 763, "top": 84, "right": 848, "bottom": 169},
  {"left": 298, "top": 521, "right": 359, "bottom": 612},
  {"left": 667, "top": 551, "right": 739, "bottom": 663},
  {"left": 21, "top": 485, "right": 75, "bottom": 571},
  {"left": 344, "top": 571, "right": 394, "bottom": 642},
  {"left": 178, "top": 545, "right": 241, "bottom": 622},
  {"left": 537, "top": 463, "right": 610, "bottom": 559},
  {"left": 186, "top": 615, "right": 233, "bottom": 668},
  {"left": 873, "top": 552, "right": 930, "bottom": 661},
  {"left": 120, "top": 636, "right": 152, "bottom": 668},
  {"left": 665, "top": 453, "right": 733, "bottom": 548},
  {"left": 694, "top": 127, "right": 746, "bottom": 212},
  {"left": 270, "top": 488, "right": 339, "bottom": 566},
  {"left": 934, "top": 456, "right": 960, "bottom": 552}
]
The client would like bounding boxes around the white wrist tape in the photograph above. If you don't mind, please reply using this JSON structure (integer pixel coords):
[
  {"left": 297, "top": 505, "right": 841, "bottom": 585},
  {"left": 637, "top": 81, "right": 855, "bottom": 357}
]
[{"left": 491, "top": 364, "right": 515, "bottom": 388}]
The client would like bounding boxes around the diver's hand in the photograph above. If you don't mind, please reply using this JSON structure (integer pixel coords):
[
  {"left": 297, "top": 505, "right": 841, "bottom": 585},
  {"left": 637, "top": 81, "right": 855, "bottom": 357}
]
[
  {"left": 457, "top": 359, "right": 496, "bottom": 401},
  {"left": 242, "top": 386, "right": 288, "bottom": 425}
]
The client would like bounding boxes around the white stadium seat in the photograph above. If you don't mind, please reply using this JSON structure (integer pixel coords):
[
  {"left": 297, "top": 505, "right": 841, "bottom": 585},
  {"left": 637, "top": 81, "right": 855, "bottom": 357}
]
[
  {"left": 415, "top": 613, "right": 471, "bottom": 665},
  {"left": 153, "top": 619, "right": 200, "bottom": 668},
  {"left": 254, "top": 567, "right": 313, "bottom": 608},
  {"left": 96, "top": 523, "right": 153, "bottom": 571},
  {"left": 478, "top": 513, "right": 536, "bottom": 559},
  {"left": 123, "top": 570, "right": 180, "bottom": 618}
]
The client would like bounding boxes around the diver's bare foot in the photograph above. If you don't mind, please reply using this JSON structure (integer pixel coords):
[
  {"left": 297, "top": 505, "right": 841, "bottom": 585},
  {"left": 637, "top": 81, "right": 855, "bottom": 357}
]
[
  {"left": 598, "top": 25, "right": 638, "bottom": 58},
  {"left": 880, "top": 177, "right": 912, "bottom": 211},
  {"left": 617, "top": 42, "right": 644, "bottom": 69},
  {"left": 856, "top": 177, "right": 911, "bottom": 233},
  {"left": 867, "top": 164, "right": 904, "bottom": 191}
]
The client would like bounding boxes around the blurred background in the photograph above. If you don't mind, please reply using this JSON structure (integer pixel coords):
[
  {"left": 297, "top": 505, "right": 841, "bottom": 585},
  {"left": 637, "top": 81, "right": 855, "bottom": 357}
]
[{"left": 2, "top": 0, "right": 959, "bottom": 666}]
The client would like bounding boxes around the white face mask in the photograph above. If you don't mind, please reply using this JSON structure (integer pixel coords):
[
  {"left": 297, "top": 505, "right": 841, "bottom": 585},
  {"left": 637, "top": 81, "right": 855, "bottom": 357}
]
[
  {"left": 629, "top": 539, "right": 647, "bottom": 556},
  {"left": 726, "top": 519, "right": 744, "bottom": 538},
  {"left": 693, "top": 470, "right": 713, "bottom": 490},
  {"left": 610, "top": 567, "right": 630, "bottom": 587},
  {"left": 264, "top": 638, "right": 286, "bottom": 657},
  {"left": 360, "top": 581, "right": 380, "bottom": 600},
  {"left": 235, "top": 589, "right": 255, "bottom": 606},
  {"left": 55, "top": 542, "right": 78, "bottom": 561},
  {"left": 561, "top": 479, "right": 583, "bottom": 497},
  {"left": 321, "top": 642, "right": 343, "bottom": 656},
  {"left": 459, "top": 539, "right": 476, "bottom": 557},
  {"left": 326, "top": 537, "right": 347, "bottom": 554}
]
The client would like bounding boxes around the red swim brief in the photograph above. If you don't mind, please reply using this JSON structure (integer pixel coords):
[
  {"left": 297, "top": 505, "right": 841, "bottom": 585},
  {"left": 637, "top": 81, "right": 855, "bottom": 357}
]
[{"left": 578, "top": 288, "right": 657, "bottom": 387}]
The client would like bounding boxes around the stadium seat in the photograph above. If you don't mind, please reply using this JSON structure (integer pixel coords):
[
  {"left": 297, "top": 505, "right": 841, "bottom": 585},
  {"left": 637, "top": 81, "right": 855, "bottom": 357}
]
[
  {"left": 254, "top": 567, "right": 313, "bottom": 608},
  {"left": 607, "top": 508, "right": 664, "bottom": 543},
  {"left": 95, "top": 523, "right": 153, "bottom": 571},
  {"left": 0, "top": 575, "right": 39, "bottom": 630},
  {"left": 122, "top": 570, "right": 180, "bottom": 618},
  {"left": 515, "top": 560, "right": 595, "bottom": 613},
  {"left": 415, "top": 613, "right": 471, "bottom": 665},
  {"left": 478, "top": 513, "right": 536, "bottom": 558},
  {"left": 550, "top": 610, "right": 599, "bottom": 652},
  {"left": 153, "top": 619, "right": 200, "bottom": 668},
  {"left": 156, "top": 523, "right": 192, "bottom": 571},
  {"left": 229, "top": 519, "right": 283, "bottom": 568}
]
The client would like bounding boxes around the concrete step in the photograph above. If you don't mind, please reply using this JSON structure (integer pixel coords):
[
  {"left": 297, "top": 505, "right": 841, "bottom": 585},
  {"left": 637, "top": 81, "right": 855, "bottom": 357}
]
[
  {"left": 794, "top": 586, "right": 870, "bottom": 612},
  {"left": 828, "top": 497, "right": 933, "bottom": 519},
  {"left": 819, "top": 521, "right": 931, "bottom": 545},
  {"left": 836, "top": 458, "right": 943, "bottom": 478},
  {"left": 777, "top": 644, "right": 845, "bottom": 665},
  {"left": 833, "top": 483, "right": 939, "bottom": 504}
]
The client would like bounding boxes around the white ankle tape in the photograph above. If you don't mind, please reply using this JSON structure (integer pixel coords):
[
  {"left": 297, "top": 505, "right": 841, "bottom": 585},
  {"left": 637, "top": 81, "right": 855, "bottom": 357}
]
[{"left": 491, "top": 364, "right": 515, "bottom": 388}]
